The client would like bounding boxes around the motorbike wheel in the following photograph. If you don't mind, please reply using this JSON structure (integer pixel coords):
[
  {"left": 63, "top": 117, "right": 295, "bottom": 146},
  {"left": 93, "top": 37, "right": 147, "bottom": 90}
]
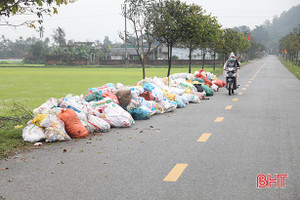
[{"left": 228, "top": 82, "right": 233, "bottom": 95}]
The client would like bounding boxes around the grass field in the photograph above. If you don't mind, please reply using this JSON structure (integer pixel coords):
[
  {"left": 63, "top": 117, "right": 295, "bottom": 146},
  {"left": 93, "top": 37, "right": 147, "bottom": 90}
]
[
  {"left": 0, "top": 66, "right": 222, "bottom": 114},
  {"left": 0, "top": 65, "right": 222, "bottom": 158}
]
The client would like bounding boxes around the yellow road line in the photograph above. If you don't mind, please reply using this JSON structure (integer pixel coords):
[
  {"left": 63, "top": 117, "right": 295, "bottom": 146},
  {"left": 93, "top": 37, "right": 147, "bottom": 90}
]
[
  {"left": 163, "top": 164, "right": 188, "bottom": 182},
  {"left": 238, "top": 92, "right": 243, "bottom": 95},
  {"left": 248, "top": 81, "right": 252, "bottom": 83},
  {"left": 242, "top": 88, "right": 247, "bottom": 91},
  {"left": 225, "top": 105, "right": 233, "bottom": 110},
  {"left": 214, "top": 117, "right": 224, "bottom": 122},
  {"left": 232, "top": 98, "right": 238, "bottom": 101},
  {"left": 197, "top": 133, "right": 212, "bottom": 142},
  {"left": 246, "top": 84, "right": 250, "bottom": 87}
]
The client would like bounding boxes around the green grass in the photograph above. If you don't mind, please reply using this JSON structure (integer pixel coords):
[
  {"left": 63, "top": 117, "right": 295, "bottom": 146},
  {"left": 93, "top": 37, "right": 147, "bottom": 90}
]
[
  {"left": 0, "top": 119, "right": 30, "bottom": 159},
  {"left": 279, "top": 58, "right": 300, "bottom": 79},
  {"left": 0, "top": 65, "right": 222, "bottom": 158},
  {"left": 0, "top": 66, "right": 222, "bottom": 113}
]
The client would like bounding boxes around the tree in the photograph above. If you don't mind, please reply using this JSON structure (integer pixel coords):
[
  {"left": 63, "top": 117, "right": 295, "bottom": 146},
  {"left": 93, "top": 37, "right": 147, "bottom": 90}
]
[
  {"left": 119, "top": 0, "right": 159, "bottom": 79},
  {"left": 198, "top": 14, "right": 222, "bottom": 69},
  {"left": 153, "top": 0, "right": 186, "bottom": 77},
  {"left": 179, "top": 4, "right": 205, "bottom": 73},
  {"left": 103, "top": 36, "right": 112, "bottom": 46},
  {"left": 222, "top": 28, "right": 250, "bottom": 60},
  {"left": 53, "top": 27, "right": 66, "bottom": 47},
  {"left": 37, "top": 26, "right": 45, "bottom": 39},
  {"left": 0, "top": 0, "right": 75, "bottom": 27}
]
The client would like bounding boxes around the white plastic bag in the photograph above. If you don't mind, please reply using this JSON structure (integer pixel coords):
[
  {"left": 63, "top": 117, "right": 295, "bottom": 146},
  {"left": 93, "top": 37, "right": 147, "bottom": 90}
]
[
  {"left": 87, "top": 115, "right": 111, "bottom": 133},
  {"left": 33, "top": 98, "right": 58, "bottom": 115},
  {"left": 22, "top": 124, "right": 45, "bottom": 143},
  {"left": 211, "top": 84, "right": 219, "bottom": 92},
  {"left": 103, "top": 102, "right": 134, "bottom": 128},
  {"left": 40, "top": 114, "right": 59, "bottom": 128}
]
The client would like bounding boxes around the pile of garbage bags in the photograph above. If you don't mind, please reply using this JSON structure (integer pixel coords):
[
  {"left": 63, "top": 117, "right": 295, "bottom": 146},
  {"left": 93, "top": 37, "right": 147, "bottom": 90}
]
[{"left": 22, "top": 70, "right": 226, "bottom": 143}]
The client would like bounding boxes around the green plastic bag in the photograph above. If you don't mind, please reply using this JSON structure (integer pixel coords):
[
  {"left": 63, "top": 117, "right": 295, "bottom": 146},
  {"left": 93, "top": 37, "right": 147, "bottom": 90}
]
[
  {"left": 129, "top": 107, "right": 150, "bottom": 120},
  {"left": 84, "top": 91, "right": 103, "bottom": 102},
  {"left": 201, "top": 85, "right": 214, "bottom": 96},
  {"left": 193, "top": 77, "right": 205, "bottom": 84}
]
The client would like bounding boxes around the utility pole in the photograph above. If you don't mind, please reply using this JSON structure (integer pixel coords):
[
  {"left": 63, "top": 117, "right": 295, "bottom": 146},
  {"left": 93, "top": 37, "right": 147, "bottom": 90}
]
[{"left": 124, "top": 3, "right": 128, "bottom": 69}]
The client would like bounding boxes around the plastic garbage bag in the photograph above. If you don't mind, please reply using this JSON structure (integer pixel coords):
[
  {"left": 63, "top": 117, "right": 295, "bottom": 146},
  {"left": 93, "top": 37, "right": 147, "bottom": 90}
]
[
  {"left": 185, "top": 94, "right": 200, "bottom": 103},
  {"left": 201, "top": 85, "right": 214, "bottom": 96},
  {"left": 89, "top": 83, "right": 116, "bottom": 95},
  {"left": 142, "top": 82, "right": 164, "bottom": 102},
  {"left": 58, "top": 109, "right": 89, "bottom": 138},
  {"left": 130, "top": 86, "right": 144, "bottom": 97},
  {"left": 59, "top": 96, "right": 84, "bottom": 113},
  {"left": 84, "top": 91, "right": 103, "bottom": 102},
  {"left": 162, "top": 90, "right": 176, "bottom": 101},
  {"left": 103, "top": 101, "right": 135, "bottom": 128},
  {"left": 157, "top": 98, "right": 177, "bottom": 112},
  {"left": 102, "top": 93, "right": 119, "bottom": 104},
  {"left": 139, "top": 91, "right": 155, "bottom": 101},
  {"left": 130, "top": 107, "right": 151, "bottom": 120},
  {"left": 33, "top": 98, "right": 58, "bottom": 115},
  {"left": 22, "top": 124, "right": 45, "bottom": 143},
  {"left": 87, "top": 115, "right": 111, "bottom": 133},
  {"left": 193, "top": 84, "right": 204, "bottom": 92},
  {"left": 116, "top": 87, "right": 132, "bottom": 108},
  {"left": 31, "top": 114, "right": 47, "bottom": 128},
  {"left": 211, "top": 84, "right": 219, "bottom": 92},
  {"left": 175, "top": 96, "right": 186, "bottom": 108},
  {"left": 191, "top": 91, "right": 205, "bottom": 100},
  {"left": 45, "top": 119, "right": 71, "bottom": 142},
  {"left": 40, "top": 114, "right": 60, "bottom": 128},
  {"left": 214, "top": 80, "right": 226, "bottom": 87}
]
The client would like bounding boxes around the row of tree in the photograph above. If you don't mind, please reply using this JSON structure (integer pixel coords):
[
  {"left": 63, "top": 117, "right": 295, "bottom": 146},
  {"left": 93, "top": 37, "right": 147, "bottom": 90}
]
[
  {"left": 120, "top": 0, "right": 252, "bottom": 78},
  {"left": 0, "top": 28, "right": 113, "bottom": 64},
  {"left": 279, "top": 25, "right": 300, "bottom": 66}
]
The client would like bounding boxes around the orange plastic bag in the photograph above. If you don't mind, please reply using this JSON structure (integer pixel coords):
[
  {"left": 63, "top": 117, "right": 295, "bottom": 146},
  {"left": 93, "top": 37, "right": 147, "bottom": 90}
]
[
  {"left": 102, "top": 93, "right": 119, "bottom": 104},
  {"left": 214, "top": 80, "right": 226, "bottom": 87},
  {"left": 58, "top": 109, "right": 88, "bottom": 138},
  {"left": 139, "top": 91, "right": 155, "bottom": 101},
  {"left": 196, "top": 73, "right": 212, "bottom": 87}
]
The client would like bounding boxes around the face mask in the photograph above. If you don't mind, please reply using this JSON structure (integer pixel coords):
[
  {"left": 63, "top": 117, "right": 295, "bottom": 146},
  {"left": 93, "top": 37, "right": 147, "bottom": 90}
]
[{"left": 230, "top": 57, "right": 235, "bottom": 61}]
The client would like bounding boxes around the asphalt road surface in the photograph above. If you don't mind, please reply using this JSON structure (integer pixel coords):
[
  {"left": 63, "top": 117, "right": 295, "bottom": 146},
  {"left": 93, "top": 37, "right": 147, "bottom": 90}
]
[{"left": 1, "top": 55, "right": 299, "bottom": 200}]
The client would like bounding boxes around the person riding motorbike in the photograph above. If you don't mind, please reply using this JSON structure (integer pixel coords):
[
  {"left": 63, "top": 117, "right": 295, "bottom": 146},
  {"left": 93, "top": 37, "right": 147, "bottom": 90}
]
[{"left": 223, "top": 52, "right": 240, "bottom": 88}]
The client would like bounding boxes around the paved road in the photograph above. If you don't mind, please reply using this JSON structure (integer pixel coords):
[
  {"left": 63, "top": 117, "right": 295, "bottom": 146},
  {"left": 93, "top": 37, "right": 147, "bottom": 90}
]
[{"left": 1, "top": 55, "right": 299, "bottom": 200}]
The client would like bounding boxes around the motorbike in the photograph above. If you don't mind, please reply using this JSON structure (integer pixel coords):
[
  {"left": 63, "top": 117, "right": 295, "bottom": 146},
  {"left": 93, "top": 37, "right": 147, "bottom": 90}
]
[{"left": 225, "top": 66, "right": 238, "bottom": 95}]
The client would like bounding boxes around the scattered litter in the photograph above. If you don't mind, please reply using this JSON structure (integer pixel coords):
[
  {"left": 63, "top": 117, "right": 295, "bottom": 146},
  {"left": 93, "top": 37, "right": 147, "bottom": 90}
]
[
  {"left": 14, "top": 125, "right": 23, "bottom": 129},
  {"left": 34, "top": 142, "right": 43, "bottom": 147}
]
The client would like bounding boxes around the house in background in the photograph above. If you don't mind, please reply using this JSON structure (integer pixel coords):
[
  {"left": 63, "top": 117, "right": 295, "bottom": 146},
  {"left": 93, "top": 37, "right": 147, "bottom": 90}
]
[{"left": 110, "top": 44, "right": 168, "bottom": 60}]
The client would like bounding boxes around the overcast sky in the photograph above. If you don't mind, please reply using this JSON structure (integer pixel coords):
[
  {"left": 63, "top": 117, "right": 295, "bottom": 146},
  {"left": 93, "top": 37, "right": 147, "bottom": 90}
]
[{"left": 1, "top": 0, "right": 299, "bottom": 43}]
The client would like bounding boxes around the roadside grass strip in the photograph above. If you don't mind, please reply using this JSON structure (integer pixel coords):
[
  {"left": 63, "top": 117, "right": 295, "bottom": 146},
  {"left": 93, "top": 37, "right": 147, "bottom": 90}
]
[
  {"left": 197, "top": 133, "right": 212, "bottom": 142},
  {"left": 163, "top": 164, "right": 188, "bottom": 182}
]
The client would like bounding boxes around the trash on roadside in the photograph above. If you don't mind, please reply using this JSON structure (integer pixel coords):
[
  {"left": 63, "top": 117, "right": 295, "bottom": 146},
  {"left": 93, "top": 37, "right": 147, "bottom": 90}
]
[{"left": 23, "top": 69, "right": 223, "bottom": 143}]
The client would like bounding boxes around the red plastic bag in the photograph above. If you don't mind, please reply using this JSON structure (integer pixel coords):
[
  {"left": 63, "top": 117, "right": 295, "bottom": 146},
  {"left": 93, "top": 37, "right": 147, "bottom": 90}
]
[
  {"left": 58, "top": 109, "right": 88, "bottom": 138},
  {"left": 214, "top": 80, "right": 226, "bottom": 87},
  {"left": 139, "top": 91, "right": 155, "bottom": 101},
  {"left": 102, "top": 93, "right": 119, "bottom": 104},
  {"left": 196, "top": 73, "right": 212, "bottom": 87}
]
